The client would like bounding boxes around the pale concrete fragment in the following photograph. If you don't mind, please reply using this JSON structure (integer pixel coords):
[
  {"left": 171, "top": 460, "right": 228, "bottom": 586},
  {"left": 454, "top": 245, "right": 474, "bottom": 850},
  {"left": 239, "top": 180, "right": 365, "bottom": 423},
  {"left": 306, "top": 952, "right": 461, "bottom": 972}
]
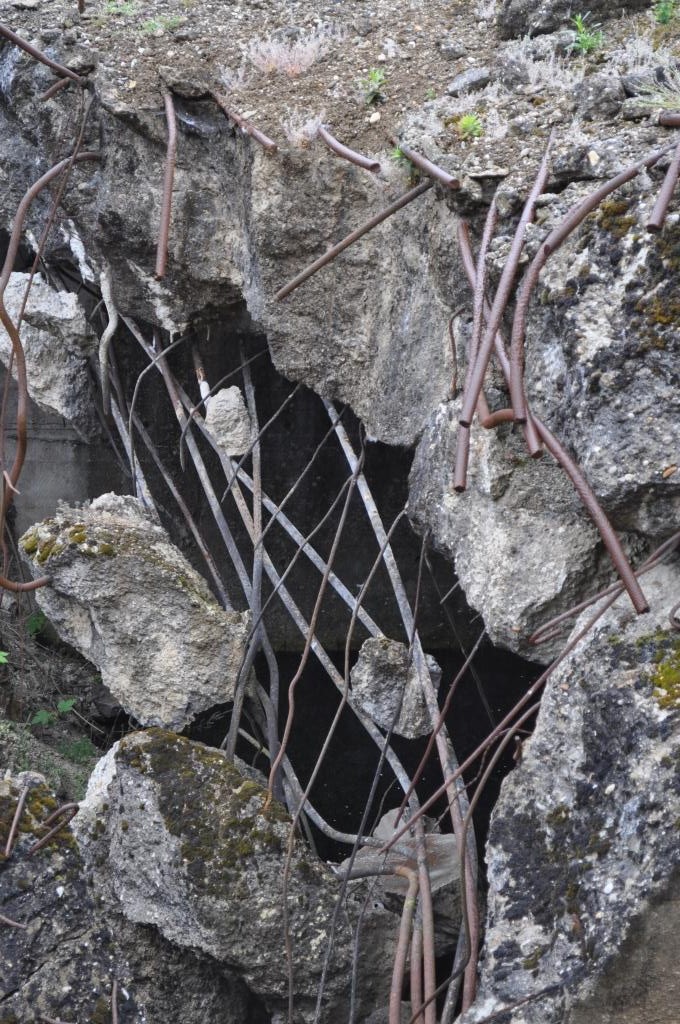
[
  {"left": 2, "top": 272, "right": 98, "bottom": 438},
  {"left": 79, "top": 729, "right": 398, "bottom": 1023},
  {"left": 204, "top": 385, "right": 252, "bottom": 456},
  {"left": 19, "top": 494, "right": 250, "bottom": 730},
  {"left": 350, "top": 635, "right": 440, "bottom": 738}
]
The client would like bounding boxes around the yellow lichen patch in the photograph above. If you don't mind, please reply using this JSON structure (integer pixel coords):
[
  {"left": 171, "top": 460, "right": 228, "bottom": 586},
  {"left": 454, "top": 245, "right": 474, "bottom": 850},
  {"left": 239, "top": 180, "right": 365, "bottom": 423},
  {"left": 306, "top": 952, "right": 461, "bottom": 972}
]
[{"left": 651, "top": 644, "right": 680, "bottom": 711}]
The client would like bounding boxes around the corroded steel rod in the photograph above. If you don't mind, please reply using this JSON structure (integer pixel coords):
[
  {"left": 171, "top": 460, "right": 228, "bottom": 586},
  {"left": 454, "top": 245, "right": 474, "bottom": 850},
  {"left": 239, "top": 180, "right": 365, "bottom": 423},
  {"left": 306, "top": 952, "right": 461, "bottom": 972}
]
[
  {"left": 389, "top": 137, "right": 460, "bottom": 189},
  {"left": 454, "top": 198, "right": 498, "bottom": 492},
  {"left": 276, "top": 180, "right": 433, "bottom": 300},
  {"left": 210, "top": 91, "right": 278, "bottom": 152},
  {"left": 509, "top": 145, "right": 671, "bottom": 422},
  {"left": 460, "top": 134, "right": 553, "bottom": 428},
  {"left": 658, "top": 112, "right": 680, "bottom": 128},
  {"left": 155, "top": 92, "right": 177, "bottom": 279},
  {"left": 456, "top": 221, "right": 648, "bottom": 615},
  {"left": 647, "top": 140, "right": 680, "bottom": 232},
  {"left": 317, "top": 124, "right": 380, "bottom": 172},
  {"left": 28, "top": 803, "right": 79, "bottom": 855},
  {"left": 0, "top": 24, "right": 84, "bottom": 83},
  {"left": 40, "top": 77, "right": 72, "bottom": 102},
  {"left": 0, "top": 151, "right": 98, "bottom": 591}
]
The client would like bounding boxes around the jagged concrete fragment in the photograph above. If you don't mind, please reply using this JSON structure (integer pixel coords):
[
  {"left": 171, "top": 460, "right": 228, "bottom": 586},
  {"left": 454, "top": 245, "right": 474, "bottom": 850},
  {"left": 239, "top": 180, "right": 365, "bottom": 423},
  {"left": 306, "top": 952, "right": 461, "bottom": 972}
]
[
  {"left": 76, "top": 730, "right": 398, "bottom": 1023},
  {"left": 497, "top": 0, "right": 649, "bottom": 39},
  {"left": 459, "top": 562, "right": 680, "bottom": 1024},
  {"left": 1, "top": 272, "right": 99, "bottom": 438},
  {"left": 350, "top": 635, "right": 441, "bottom": 738},
  {"left": 204, "top": 385, "right": 252, "bottom": 456},
  {"left": 19, "top": 494, "right": 250, "bottom": 730},
  {"left": 523, "top": 188, "right": 680, "bottom": 541},
  {"left": 408, "top": 400, "right": 607, "bottom": 659},
  {"left": 409, "top": 174, "right": 679, "bottom": 659}
]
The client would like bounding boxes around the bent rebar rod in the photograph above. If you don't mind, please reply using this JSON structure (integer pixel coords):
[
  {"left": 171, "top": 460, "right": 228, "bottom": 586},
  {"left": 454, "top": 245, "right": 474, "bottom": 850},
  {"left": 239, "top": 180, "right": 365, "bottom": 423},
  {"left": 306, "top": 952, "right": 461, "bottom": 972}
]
[
  {"left": 0, "top": 24, "right": 85, "bottom": 83},
  {"left": 459, "top": 134, "right": 553, "bottom": 428},
  {"left": 456, "top": 222, "right": 649, "bottom": 616},
  {"left": 389, "top": 137, "right": 460, "bottom": 189},
  {"left": 317, "top": 124, "right": 380, "bottom": 172}
]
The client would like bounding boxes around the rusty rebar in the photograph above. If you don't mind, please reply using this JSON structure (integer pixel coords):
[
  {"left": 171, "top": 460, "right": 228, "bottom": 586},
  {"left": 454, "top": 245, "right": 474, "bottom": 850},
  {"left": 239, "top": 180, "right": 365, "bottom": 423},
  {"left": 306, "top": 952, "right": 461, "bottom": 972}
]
[
  {"left": 317, "top": 124, "right": 380, "bottom": 172},
  {"left": 509, "top": 145, "right": 671, "bottom": 422},
  {"left": 28, "top": 802, "right": 79, "bottom": 855},
  {"left": 40, "top": 77, "right": 72, "bottom": 102},
  {"left": 0, "top": 25, "right": 85, "bottom": 84},
  {"left": 457, "top": 221, "right": 543, "bottom": 458},
  {"left": 0, "top": 152, "right": 98, "bottom": 591},
  {"left": 670, "top": 597, "right": 680, "bottom": 631},
  {"left": 0, "top": 152, "right": 99, "bottom": 493},
  {"left": 155, "top": 92, "right": 177, "bottom": 280},
  {"left": 0, "top": 912, "right": 28, "bottom": 928},
  {"left": 456, "top": 220, "right": 649, "bottom": 616},
  {"left": 276, "top": 180, "right": 433, "bottom": 300},
  {"left": 210, "top": 90, "right": 278, "bottom": 152},
  {"left": 389, "top": 137, "right": 460, "bottom": 189},
  {"left": 658, "top": 112, "right": 680, "bottom": 127},
  {"left": 459, "top": 134, "right": 553, "bottom": 429},
  {"left": 529, "top": 529, "right": 680, "bottom": 645},
  {"left": 389, "top": 866, "right": 420, "bottom": 1024},
  {"left": 647, "top": 140, "right": 680, "bottom": 232},
  {"left": 3, "top": 784, "right": 29, "bottom": 857}
]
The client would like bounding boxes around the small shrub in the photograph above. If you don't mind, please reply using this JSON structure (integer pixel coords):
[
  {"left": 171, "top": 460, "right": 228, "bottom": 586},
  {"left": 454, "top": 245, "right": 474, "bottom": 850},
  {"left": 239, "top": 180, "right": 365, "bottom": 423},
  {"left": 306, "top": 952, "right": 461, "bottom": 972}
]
[
  {"left": 141, "top": 15, "right": 183, "bottom": 33},
  {"left": 246, "top": 26, "right": 340, "bottom": 77},
  {"left": 26, "top": 610, "right": 47, "bottom": 638},
  {"left": 654, "top": 1, "right": 676, "bottom": 24},
  {"left": 30, "top": 697, "right": 77, "bottom": 728},
  {"left": 360, "top": 68, "right": 387, "bottom": 105},
  {"left": 457, "top": 113, "right": 484, "bottom": 139},
  {"left": 570, "top": 13, "right": 604, "bottom": 55}
]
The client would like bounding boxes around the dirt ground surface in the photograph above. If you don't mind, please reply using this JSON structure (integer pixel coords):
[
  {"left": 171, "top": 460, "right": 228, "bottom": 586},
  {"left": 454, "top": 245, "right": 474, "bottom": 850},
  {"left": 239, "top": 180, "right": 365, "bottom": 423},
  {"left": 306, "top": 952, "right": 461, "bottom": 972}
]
[{"left": 3, "top": 0, "right": 680, "bottom": 181}]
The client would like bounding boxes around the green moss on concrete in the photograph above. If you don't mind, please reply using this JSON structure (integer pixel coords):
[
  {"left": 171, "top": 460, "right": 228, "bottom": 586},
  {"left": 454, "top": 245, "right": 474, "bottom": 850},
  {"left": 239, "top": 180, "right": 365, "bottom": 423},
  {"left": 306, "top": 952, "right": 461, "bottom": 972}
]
[{"left": 117, "top": 729, "right": 294, "bottom": 899}]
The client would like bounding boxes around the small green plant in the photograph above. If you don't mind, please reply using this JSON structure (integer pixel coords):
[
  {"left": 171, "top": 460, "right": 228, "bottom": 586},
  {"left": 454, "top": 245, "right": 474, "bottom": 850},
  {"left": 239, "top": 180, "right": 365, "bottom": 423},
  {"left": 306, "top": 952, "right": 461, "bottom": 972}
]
[
  {"left": 456, "top": 113, "right": 484, "bottom": 140},
  {"left": 570, "top": 13, "right": 604, "bottom": 55},
  {"left": 26, "top": 610, "right": 47, "bottom": 638},
  {"left": 30, "top": 697, "right": 77, "bottom": 728},
  {"left": 360, "top": 68, "right": 387, "bottom": 105},
  {"left": 0, "top": 650, "right": 8, "bottom": 665},
  {"left": 654, "top": 0, "right": 676, "bottom": 23},
  {"left": 425, "top": 86, "right": 437, "bottom": 101},
  {"left": 59, "top": 736, "right": 98, "bottom": 764},
  {"left": 106, "top": 0, "right": 138, "bottom": 14},
  {"left": 141, "top": 15, "right": 183, "bottom": 33}
]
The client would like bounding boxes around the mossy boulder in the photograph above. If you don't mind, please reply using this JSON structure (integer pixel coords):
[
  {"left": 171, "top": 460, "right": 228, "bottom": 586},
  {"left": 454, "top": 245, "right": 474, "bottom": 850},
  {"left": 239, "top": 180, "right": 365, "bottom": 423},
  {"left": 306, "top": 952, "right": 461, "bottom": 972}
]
[{"left": 76, "top": 729, "right": 398, "bottom": 1022}]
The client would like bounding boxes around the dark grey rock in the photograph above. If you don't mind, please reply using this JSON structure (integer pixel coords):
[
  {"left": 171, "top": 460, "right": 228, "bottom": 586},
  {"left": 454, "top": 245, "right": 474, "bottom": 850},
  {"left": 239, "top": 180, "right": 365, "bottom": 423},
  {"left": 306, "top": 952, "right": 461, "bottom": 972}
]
[
  {"left": 573, "top": 73, "right": 625, "bottom": 121},
  {"left": 438, "top": 37, "right": 467, "bottom": 60},
  {"left": 497, "top": 0, "right": 649, "bottom": 40},
  {"left": 446, "top": 67, "right": 492, "bottom": 96},
  {"left": 350, "top": 635, "right": 441, "bottom": 738},
  {"left": 458, "top": 562, "right": 680, "bottom": 1024}
]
